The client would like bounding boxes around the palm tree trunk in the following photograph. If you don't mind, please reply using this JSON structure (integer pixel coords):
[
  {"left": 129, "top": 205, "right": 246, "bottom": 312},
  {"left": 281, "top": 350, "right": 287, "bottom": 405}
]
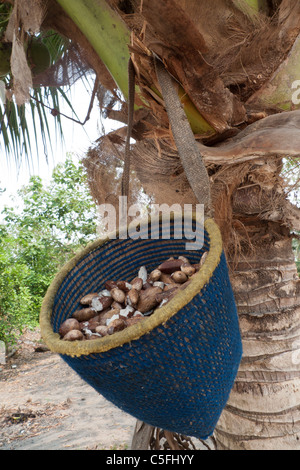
[{"left": 129, "top": 148, "right": 300, "bottom": 449}]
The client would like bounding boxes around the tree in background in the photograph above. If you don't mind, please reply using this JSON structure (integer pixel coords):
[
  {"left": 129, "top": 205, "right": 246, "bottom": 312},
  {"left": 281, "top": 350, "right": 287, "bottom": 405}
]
[{"left": 0, "top": 155, "right": 97, "bottom": 346}]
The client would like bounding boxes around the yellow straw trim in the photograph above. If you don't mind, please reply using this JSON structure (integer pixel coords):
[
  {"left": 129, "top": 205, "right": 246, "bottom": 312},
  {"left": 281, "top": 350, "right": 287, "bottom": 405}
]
[{"left": 40, "top": 216, "right": 222, "bottom": 357}]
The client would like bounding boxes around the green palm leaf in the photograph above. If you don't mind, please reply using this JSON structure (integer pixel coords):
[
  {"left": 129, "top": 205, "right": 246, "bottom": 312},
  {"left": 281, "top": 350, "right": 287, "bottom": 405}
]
[
  {"left": 0, "top": 2, "right": 85, "bottom": 168},
  {"left": 0, "top": 81, "right": 79, "bottom": 166}
]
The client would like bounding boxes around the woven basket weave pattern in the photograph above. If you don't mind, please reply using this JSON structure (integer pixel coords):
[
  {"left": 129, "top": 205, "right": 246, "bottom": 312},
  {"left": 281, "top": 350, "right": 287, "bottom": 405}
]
[{"left": 40, "top": 217, "right": 242, "bottom": 439}]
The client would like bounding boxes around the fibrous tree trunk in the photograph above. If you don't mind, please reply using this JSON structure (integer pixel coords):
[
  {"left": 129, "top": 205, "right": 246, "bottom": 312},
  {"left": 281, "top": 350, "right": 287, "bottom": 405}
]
[
  {"left": 215, "top": 165, "right": 300, "bottom": 449},
  {"left": 128, "top": 142, "right": 300, "bottom": 449},
  {"left": 216, "top": 232, "right": 300, "bottom": 450}
]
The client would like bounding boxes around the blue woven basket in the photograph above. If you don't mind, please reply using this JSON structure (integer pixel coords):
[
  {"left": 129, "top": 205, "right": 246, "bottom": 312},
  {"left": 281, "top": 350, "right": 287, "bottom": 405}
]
[{"left": 40, "top": 215, "right": 242, "bottom": 439}]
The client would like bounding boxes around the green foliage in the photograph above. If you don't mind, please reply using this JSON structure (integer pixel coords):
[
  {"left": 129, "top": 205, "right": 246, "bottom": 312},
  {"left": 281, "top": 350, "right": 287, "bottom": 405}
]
[{"left": 0, "top": 155, "right": 98, "bottom": 346}]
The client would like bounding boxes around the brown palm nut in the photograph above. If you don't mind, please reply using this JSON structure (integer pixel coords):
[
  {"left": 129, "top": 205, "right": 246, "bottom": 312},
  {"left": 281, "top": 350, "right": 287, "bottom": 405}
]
[
  {"left": 131, "top": 277, "right": 143, "bottom": 291},
  {"left": 91, "top": 295, "right": 113, "bottom": 312},
  {"left": 107, "top": 318, "right": 126, "bottom": 335},
  {"left": 163, "top": 282, "right": 181, "bottom": 291},
  {"left": 98, "top": 308, "right": 120, "bottom": 325},
  {"left": 160, "top": 273, "right": 176, "bottom": 284},
  {"left": 104, "top": 280, "right": 118, "bottom": 290},
  {"left": 156, "top": 287, "right": 179, "bottom": 303},
  {"left": 80, "top": 293, "right": 99, "bottom": 305},
  {"left": 111, "top": 301, "right": 123, "bottom": 310},
  {"left": 87, "top": 318, "right": 101, "bottom": 332},
  {"left": 178, "top": 256, "right": 189, "bottom": 263},
  {"left": 126, "top": 288, "right": 139, "bottom": 306},
  {"left": 116, "top": 281, "right": 131, "bottom": 292},
  {"left": 72, "top": 307, "right": 98, "bottom": 322},
  {"left": 158, "top": 259, "right": 183, "bottom": 274},
  {"left": 110, "top": 287, "right": 126, "bottom": 304},
  {"left": 171, "top": 271, "right": 188, "bottom": 284},
  {"left": 180, "top": 262, "right": 196, "bottom": 276},
  {"left": 79, "top": 321, "right": 89, "bottom": 331},
  {"left": 125, "top": 316, "right": 144, "bottom": 327},
  {"left": 137, "top": 286, "right": 163, "bottom": 313},
  {"left": 153, "top": 281, "right": 165, "bottom": 289},
  {"left": 92, "top": 313, "right": 101, "bottom": 322},
  {"left": 119, "top": 305, "right": 135, "bottom": 319},
  {"left": 149, "top": 269, "right": 162, "bottom": 282},
  {"left": 59, "top": 318, "right": 81, "bottom": 337},
  {"left": 142, "top": 281, "right": 153, "bottom": 290},
  {"left": 95, "top": 325, "right": 109, "bottom": 336},
  {"left": 63, "top": 330, "right": 84, "bottom": 341}
]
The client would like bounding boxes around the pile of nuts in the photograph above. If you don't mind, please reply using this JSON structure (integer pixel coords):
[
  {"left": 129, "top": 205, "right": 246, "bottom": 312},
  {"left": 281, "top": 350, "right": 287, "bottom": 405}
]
[{"left": 59, "top": 253, "right": 207, "bottom": 341}]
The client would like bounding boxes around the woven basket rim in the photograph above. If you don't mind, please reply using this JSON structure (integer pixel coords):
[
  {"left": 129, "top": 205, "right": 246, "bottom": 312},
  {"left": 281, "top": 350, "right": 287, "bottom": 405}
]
[{"left": 39, "top": 215, "right": 222, "bottom": 357}]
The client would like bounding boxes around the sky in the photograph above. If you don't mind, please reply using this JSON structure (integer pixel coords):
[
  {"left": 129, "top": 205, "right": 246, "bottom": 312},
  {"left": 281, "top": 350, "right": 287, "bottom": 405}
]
[{"left": 0, "top": 78, "right": 120, "bottom": 211}]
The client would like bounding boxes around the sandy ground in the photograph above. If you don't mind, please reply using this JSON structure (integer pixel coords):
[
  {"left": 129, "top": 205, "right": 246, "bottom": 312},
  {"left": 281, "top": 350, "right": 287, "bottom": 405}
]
[{"left": 0, "top": 328, "right": 136, "bottom": 450}]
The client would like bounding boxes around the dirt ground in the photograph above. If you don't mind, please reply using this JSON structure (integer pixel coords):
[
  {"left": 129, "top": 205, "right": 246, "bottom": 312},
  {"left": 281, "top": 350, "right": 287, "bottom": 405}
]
[{"left": 0, "top": 328, "right": 137, "bottom": 450}]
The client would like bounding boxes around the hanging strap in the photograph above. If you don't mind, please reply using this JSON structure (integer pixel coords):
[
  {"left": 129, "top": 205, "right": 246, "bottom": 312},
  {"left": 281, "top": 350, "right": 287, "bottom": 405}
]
[
  {"left": 122, "top": 55, "right": 213, "bottom": 217},
  {"left": 121, "top": 58, "right": 136, "bottom": 198},
  {"left": 154, "top": 56, "right": 213, "bottom": 217}
]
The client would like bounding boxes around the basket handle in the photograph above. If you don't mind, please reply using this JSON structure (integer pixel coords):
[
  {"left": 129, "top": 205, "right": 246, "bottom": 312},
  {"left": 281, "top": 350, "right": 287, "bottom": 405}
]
[
  {"left": 154, "top": 56, "right": 213, "bottom": 217},
  {"left": 121, "top": 58, "right": 136, "bottom": 199},
  {"left": 122, "top": 56, "right": 213, "bottom": 218}
]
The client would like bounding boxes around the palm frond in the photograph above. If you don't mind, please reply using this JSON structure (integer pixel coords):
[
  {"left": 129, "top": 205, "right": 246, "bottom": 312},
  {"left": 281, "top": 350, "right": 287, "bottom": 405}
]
[
  {"left": 42, "top": 30, "right": 70, "bottom": 65},
  {"left": 0, "top": 81, "right": 81, "bottom": 168},
  {"left": 0, "top": 0, "right": 87, "bottom": 169},
  {"left": 0, "top": 20, "right": 85, "bottom": 167}
]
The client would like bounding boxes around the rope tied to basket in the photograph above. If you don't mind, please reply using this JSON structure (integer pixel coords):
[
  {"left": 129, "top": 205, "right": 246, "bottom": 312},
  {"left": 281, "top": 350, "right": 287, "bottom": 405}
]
[
  {"left": 154, "top": 56, "right": 213, "bottom": 217},
  {"left": 121, "top": 57, "right": 136, "bottom": 199},
  {"left": 121, "top": 54, "right": 213, "bottom": 218}
]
